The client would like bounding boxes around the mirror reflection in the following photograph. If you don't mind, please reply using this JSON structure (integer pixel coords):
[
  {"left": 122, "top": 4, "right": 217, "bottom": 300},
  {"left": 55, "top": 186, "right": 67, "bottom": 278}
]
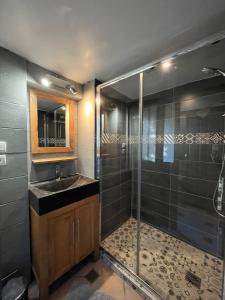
[{"left": 37, "top": 98, "right": 67, "bottom": 147}]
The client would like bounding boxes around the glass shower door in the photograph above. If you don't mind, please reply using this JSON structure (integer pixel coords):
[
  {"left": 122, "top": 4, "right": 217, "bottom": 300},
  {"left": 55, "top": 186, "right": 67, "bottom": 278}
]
[
  {"left": 99, "top": 74, "right": 140, "bottom": 275},
  {"left": 138, "top": 41, "right": 225, "bottom": 299}
]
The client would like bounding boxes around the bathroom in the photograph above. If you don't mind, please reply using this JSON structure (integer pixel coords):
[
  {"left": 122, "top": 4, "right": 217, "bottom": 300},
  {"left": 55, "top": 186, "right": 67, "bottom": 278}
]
[{"left": 1, "top": 1, "right": 225, "bottom": 300}]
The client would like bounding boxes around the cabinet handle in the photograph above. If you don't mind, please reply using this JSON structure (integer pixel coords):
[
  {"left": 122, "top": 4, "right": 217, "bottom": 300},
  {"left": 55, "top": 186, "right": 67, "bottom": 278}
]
[
  {"left": 77, "top": 218, "right": 80, "bottom": 242},
  {"left": 73, "top": 220, "right": 75, "bottom": 245}
]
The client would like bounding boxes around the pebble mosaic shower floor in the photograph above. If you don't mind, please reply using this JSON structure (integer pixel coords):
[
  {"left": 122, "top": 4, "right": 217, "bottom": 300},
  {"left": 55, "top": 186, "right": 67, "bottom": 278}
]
[{"left": 102, "top": 218, "right": 224, "bottom": 300}]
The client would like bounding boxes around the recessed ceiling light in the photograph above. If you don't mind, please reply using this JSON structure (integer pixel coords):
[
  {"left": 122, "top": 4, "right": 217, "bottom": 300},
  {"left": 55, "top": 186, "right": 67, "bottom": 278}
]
[
  {"left": 161, "top": 59, "right": 173, "bottom": 71},
  {"left": 41, "top": 77, "right": 51, "bottom": 87}
]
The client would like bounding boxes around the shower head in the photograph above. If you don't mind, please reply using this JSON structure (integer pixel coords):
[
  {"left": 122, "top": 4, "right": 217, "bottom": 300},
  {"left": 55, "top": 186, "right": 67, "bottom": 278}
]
[{"left": 202, "top": 67, "right": 225, "bottom": 77}]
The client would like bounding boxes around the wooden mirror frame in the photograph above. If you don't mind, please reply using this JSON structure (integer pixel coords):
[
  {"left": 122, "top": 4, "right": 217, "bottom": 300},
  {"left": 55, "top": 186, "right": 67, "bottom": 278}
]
[{"left": 30, "top": 90, "right": 75, "bottom": 154}]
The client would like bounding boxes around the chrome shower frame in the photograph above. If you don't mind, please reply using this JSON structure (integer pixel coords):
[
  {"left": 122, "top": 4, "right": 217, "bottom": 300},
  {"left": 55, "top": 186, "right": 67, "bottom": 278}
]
[{"left": 96, "top": 29, "right": 225, "bottom": 300}]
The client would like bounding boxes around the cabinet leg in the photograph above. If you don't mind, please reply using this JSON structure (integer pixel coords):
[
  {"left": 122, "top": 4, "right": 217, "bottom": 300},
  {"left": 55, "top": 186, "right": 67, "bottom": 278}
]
[
  {"left": 93, "top": 246, "right": 100, "bottom": 261},
  {"left": 39, "top": 280, "right": 48, "bottom": 300}
]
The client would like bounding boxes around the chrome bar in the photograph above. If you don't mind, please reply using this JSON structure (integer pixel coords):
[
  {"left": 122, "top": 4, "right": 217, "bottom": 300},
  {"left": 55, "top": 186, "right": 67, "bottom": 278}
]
[
  {"left": 97, "top": 30, "right": 225, "bottom": 90},
  {"left": 95, "top": 85, "right": 102, "bottom": 243},
  {"left": 136, "top": 72, "right": 143, "bottom": 275}
]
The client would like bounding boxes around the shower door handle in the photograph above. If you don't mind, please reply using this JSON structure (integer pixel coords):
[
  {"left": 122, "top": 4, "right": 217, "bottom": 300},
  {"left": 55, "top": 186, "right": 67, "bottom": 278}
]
[{"left": 217, "top": 177, "right": 224, "bottom": 211}]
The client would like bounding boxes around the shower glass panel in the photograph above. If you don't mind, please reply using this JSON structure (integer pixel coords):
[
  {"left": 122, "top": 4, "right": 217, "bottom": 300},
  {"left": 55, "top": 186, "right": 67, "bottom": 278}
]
[
  {"left": 99, "top": 35, "right": 225, "bottom": 300},
  {"left": 138, "top": 40, "right": 225, "bottom": 299},
  {"left": 100, "top": 74, "right": 140, "bottom": 274}
]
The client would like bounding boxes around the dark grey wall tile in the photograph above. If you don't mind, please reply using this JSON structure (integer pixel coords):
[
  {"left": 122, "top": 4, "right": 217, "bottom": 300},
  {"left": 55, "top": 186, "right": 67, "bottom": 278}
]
[
  {"left": 0, "top": 48, "right": 29, "bottom": 283},
  {"left": 140, "top": 209, "right": 170, "bottom": 233},
  {"left": 102, "top": 185, "right": 120, "bottom": 207},
  {"left": 121, "top": 180, "right": 131, "bottom": 198},
  {"left": 141, "top": 160, "right": 171, "bottom": 174},
  {"left": 0, "top": 154, "right": 27, "bottom": 180},
  {"left": 102, "top": 172, "right": 121, "bottom": 191},
  {"left": 141, "top": 182, "right": 170, "bottom": 204},
  {"left": 170, "top": 206, "right": 218, "bottom": 236},
  {"left": 121, "top": 170, "right": 131, "bottom": 183},
  {"left": 0, "top": 199, "right": 28, "bottom": 230},
  {"left": 0, "top": 102, "right": 27, "bottom": 129},
  {"left": 29, "top": 161, "right": 76, "bottom": 183},
  {"left": 0, "top": 176, "right": 27, "bottom": 205},
  {"left": 170, "top": 220, "right": 218, "bottom": 257},
  {"left": 141, "top": 170, "right": 170, "bottom": 189},
  {"left": 102, "top": 199, "right": 120, "bottom": 224},
  {"left": 0, "top": 48, "right": 27, "bottom": 105},
  {"left": 101, "top": 157, "right": 120, "bottom": 175},
  {"left": 0, "top": 221, "right": 30, "bottom": 280},
  {"left": 120, "top": 195, "right": 131, "bottom": 211},
  {"left": 0, "top": 220, "right": 30, "bottom": 256},
  {"left": 170, "top": 160, "right": 221, "bottom": 181},
  {"left": 120, "top": 208, "right": 131, "bottom": 225},
  {"left": 0, "top": 128, "right": 27, "bottom": 153},
  {"left": 170, "top": 190, "right": 214, "bottom": 215},
  {"left": 101, "top": 217, "right": 121, "bottom": 240},
  {"left": 141, "top": 196, "right": 169, "bottom": 219},
  {"left": 171, "top": 174, "right": 216, "bottom": 199}
]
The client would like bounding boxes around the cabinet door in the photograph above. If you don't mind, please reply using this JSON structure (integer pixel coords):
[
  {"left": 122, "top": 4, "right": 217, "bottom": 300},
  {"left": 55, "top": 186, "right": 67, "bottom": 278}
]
[
  {"left": 75, "top": 202, "right": 94, "bottom": 262},
  {"left": 48, "top": 210, "right": 75, "bottom": 283}
]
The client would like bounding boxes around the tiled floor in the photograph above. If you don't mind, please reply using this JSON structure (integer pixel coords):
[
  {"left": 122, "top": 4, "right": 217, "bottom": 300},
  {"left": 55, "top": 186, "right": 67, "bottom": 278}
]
[
  {"left": 102, "top": 218, "right": 224, "bottom": 300},
  {"left": 28, "top": 258, "right": 143, "bottom": 300}
]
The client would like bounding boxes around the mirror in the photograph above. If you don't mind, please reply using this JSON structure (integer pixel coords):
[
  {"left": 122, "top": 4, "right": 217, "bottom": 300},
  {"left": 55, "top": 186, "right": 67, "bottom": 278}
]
[
  {"left": 30, "top": 90, "right": 75, "bottom": 153},
  {"left": 38, "top": 99, "right": 67, "bottom": 147}
]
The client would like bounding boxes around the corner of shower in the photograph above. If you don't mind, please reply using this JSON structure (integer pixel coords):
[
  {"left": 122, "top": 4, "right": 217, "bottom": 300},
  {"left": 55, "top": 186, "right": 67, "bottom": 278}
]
[{"left": 96, "top": 31, "right": 225, "bottom": 300}]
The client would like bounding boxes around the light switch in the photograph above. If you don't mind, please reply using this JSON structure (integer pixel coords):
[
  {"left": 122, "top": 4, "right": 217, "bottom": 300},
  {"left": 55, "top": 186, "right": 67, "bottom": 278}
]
[
  {"left": 0, "top": 141, "right": 7, "bottom": 153},
  {"left": 0, "top": 155, "right": 7, "bottom": 166}
]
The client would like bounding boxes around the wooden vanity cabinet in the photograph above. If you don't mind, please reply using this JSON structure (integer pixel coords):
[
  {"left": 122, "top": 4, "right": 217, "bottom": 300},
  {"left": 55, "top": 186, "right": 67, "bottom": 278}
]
[{"left": 30, "top": 195, "right": 99, "bottom": 300}]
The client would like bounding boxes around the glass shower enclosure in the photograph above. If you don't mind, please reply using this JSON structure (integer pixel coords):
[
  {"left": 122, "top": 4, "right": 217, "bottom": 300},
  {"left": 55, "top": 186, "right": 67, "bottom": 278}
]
[{"left": 96, "top": 33, "right": 225, "bottom": 300}]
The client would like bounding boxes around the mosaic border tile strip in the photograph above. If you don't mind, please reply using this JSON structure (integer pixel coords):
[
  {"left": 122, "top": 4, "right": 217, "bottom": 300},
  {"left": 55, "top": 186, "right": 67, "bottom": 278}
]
[
  {"left": 102, "top": 218, "right": 224, "bottom": 300},
  {"left": 101, "top": 132, "right": 225, "bottom": 145},
  {"left": 39, "top": 137, "right": 66, "bottom": 146}
]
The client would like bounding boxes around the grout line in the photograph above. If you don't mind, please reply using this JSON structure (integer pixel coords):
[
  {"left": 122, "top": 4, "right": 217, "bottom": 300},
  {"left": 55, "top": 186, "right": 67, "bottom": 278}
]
[
  {"left": 132, "top": 180, "right": 215, "bottom": 200},
  {"left": 0, "top": 175, "right": 28, "bottom": 182},
  {"left": 135, "top": 168, "right": 218, "bottom": 183}
]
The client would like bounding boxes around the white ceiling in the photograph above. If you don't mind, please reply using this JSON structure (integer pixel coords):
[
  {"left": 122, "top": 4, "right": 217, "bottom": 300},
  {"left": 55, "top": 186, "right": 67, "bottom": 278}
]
[
  {"left": 0, "top": 0, "right": 225, "bottom": 84},
  {"left": 107, "top": 38, "right": 225, "bottom": 100}
]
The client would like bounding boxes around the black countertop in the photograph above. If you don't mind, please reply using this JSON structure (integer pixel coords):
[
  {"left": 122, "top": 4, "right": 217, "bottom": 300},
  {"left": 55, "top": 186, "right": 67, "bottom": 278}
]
[{"left": 29, "top": 174, "right": 99, "bottom": 215}]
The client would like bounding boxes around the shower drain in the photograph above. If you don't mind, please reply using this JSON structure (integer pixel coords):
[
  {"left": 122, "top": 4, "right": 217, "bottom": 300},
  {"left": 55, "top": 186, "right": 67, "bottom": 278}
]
[{"left": 185, "top": 271, "right": 201, "bottom": 289}]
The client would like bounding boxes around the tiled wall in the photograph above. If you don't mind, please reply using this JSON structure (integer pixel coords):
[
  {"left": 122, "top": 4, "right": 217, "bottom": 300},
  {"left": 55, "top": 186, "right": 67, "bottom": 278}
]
[
  {"left": 130, "top": 76, "right": 225, "bottom": 258},
  {"left": 101, "top": 96, "right": 131, "bottom": 239},
  {"left": 0, "top": 47, "right": 82, "bottom": 290},
  {"left": 0, "top": 48, "right": 30, "bottom": 284},
  {"left": 27, "top": 64, "right": 79, "bottom": 184}
]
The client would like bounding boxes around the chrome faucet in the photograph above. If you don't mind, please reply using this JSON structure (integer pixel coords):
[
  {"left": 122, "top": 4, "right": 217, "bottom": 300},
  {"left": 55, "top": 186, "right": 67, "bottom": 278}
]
[{"left": 55, "top": 165, "right": 62, "bottom": 181}]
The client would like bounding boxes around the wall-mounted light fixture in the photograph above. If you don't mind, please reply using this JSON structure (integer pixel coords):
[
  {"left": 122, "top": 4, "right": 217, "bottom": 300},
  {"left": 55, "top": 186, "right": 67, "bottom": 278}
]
[
  {"left": 41, "top": 77, "right": 51, "bottom": 87},
  {"left": 40, "top": 74, "right": 78, "bottom": 96}
]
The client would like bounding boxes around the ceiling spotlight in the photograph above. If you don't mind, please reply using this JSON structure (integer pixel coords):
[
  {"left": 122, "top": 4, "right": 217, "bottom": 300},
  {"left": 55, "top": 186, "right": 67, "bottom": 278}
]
[
  {"left": 41, "top": 77, "right": 51, "bottom": 87},
  {"left": 161, "top": 59, "right": 173, "bottom": 71}
]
